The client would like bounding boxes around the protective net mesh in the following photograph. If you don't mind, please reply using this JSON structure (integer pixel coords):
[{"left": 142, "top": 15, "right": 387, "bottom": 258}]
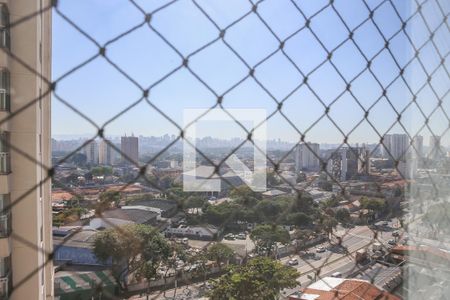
[{"left": 1, "top": 0, "right": 450, "bottom": 299}]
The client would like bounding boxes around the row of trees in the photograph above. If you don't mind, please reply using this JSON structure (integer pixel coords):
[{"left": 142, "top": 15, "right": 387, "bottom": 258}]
[
  {"left": 196, "top": 186, "right": 318, "bottom": 229},
  {"left": 94, "top": 224, "right": 235, "bottom": 292},
  {"left": 93, "top": 224, "right": 300, "bottom": 299},
  {"left": 94, "top": 224, "right": 171, "bottom": 291}
]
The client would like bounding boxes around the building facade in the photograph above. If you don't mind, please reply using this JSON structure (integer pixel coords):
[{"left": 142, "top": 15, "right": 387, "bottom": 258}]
[
  {"left": 98, "top": 139, "right": 115, "bottom": 165},
  {"left": 0, "top": 1, "right": 53, "bottom": 299},
  {"left": 83, "top": 140, "right": 98, "bottom": 165},
  {"left": 429, "top": 135, "right": 444, "bottom": 160},
  {"left": 295, "top": 142, "right": 320, "bottom": 172},
  {"left": 383, "top": 134, "right": 419, "bottom": 178},
  {"left": 413, "top": 135, "right": 424, "bottom": 159},
  {"left": 327, "top": 147, "right": 370, "bottom": 181},
  {"left": 383, "top": 134, "right": 409, "bottom": 161},
  {"left": 121, "top": 135, "right": 139, "bottom": 165}
]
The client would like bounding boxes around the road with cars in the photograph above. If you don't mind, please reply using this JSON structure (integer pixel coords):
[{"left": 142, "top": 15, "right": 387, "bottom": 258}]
[
  {"left": 280, "top": 222, "right": 400, "bottom": 298},
  {"left": 135, "top": 220, "right": 402, "bottom": 300}
]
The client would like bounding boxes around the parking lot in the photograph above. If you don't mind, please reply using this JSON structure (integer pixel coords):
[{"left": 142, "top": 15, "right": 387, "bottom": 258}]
[{"left": 220, "top": 232, "right": 256, "bottom": 255}]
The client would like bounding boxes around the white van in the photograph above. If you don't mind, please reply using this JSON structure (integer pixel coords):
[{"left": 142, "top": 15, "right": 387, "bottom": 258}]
[{"left": 331, "top": 272, "right": 342, "bottom": 278}]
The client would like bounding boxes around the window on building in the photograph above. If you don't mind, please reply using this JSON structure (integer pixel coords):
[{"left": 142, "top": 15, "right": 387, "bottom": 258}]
[
  {"left": 0, "top": 132, "right": 9, "bottom": 174},
  {"left": 0, "top": 256, "right": 10, "bottom": 277},
  {"left": 0, "top": 256, "right": 10, "bottom": 297},
  {"left": 0, "top": 5, "right": 9, "bottom": 50},
  {"left": 0, "top": 194, "right": 10, "bottom": 238},
  {"left": 0, "top": 69, "right": 10, "bottom": 111}
]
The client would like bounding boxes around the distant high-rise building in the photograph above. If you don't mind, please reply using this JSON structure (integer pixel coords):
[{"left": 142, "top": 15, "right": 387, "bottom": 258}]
[
  {"left": 398, "top": 158, "right": 417, "bottom": 179},
  {"left": 83, "top": 141, "right": 99, "bottom": 164},
  {"left": 383, "top": 134, "right": 409, "bottom": 161},
  {"left": 98, "top": 140, "right": 115, "bottom": 165},
  {"left": 295, "top": 143, "right": 320, "bottom": 172},
  {"left": 326, "top": 147, "right": 370, "bottom": 181},
  {"left": 383, "top": 134, "right": 419, "bottom": 178},
  {"left": 413, "top": 135, "right": 424, "bottom": 158},
  {"left": 121, "top": 135, "right": 139, "bottom": 165},
  {"left": 429, "top": 135, "right": 444, "bottom": 160}
]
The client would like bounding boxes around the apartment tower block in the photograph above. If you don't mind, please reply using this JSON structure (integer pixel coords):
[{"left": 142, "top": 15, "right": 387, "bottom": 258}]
[{"left": 0, "top": 1, "right": 52, "bottom": 299}]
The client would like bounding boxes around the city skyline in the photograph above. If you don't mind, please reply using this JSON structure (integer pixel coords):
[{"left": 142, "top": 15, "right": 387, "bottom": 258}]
[
  {"left": 52, "top": 0, "right": 450, "bottom": 145},
  {"left": 52, "top": 132, "right": 448, "bottom": 148}
]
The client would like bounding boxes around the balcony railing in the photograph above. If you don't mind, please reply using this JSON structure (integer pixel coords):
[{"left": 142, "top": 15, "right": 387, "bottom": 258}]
[
  {"left": 0, "top": 90, "right": 8, "bottom": 112},
  {"left": 0, "top": 4, "right": 8, "bottom": 29},
  {"left": 0, "top": 257, "right": 9, "bottom": 279},
  {"left": 0, "top": 272, "right": 10, "bottom": 300},
  {"left": 0, "top": 212, "right": 10, "bottom": 238},
  {"left": 0, "top": 153, "right": 9, "bottom": 174}
]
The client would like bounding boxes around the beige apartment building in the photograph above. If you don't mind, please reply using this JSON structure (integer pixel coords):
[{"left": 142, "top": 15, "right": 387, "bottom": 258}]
[
  {"left": 0, "top": 1, "right": 53, "bottom": 299},
  {"left": 121, "top": 135, "right": 139, "bottom": 165}
]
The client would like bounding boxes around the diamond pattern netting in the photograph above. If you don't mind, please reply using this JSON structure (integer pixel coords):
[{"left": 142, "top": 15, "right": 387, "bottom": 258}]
[{"left": 1, "top": 0, "right": 450, "bottom": 299}]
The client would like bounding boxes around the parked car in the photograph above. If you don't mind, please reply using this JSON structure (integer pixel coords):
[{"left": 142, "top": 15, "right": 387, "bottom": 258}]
[
  {"left": 392, "top": 230, "right": 400, "bottom": 237},
  {"left": 205, "top": 282, "right": 214, "bottom": 290},
  {"left": 387, "top": 239, "right": 396, "bottom": 245},
  {"left": 224, "top": 233, "right": 235, "bottom": 240},
  {"left": 313, "top": 254, "right": 321, "bottom": 260},
  {"left": 287, "top": 258, "right": 299, "bottom": 266},
  {"left": 372, "top": 242, "right": 383, "bottom": 252},
  {"left": 316, "top": 246, "right": 326, "bottom": 253},
  {"left": 236, "top": 233, "right": 246, "bottom": 240}
]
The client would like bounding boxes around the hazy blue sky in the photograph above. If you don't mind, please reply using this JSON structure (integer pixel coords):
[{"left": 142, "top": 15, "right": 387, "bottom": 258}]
[{"left": 52, "top": 0, "right": 450, "bottom": 145}]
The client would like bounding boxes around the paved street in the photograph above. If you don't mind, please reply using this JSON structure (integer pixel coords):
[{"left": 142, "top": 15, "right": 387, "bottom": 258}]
[
  {"left": 132, "top": 223, "right": 399, "bottom": 300},
  {"left": 281, "top": 224, "right": 395, "bottom": 298}
]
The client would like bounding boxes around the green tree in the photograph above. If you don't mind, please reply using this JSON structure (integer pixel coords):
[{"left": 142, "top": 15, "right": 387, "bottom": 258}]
[
  {"left": 184, "top": 196, "right": 206, "bottom": 209},
  {"left": 91, "top": 166, "right": 113, "bottom": 176},
  {"left": 96, "top": 190, "right": 120, "bottom": 214},
  {"left": 66, "top": 195, "right": 83, "bottom": 207},
  {"left": 320, "top": 216, "right": 338, "bottom": 240},
  {"left": 250, "top": 224, "right": 290, "bottom": 256},
  {"left": 208, "top": 257, "right": 299, "bottom": 300},
  {"left": 360, "top": 197, "right": 385, "bottom": 219},
  {"left": 165, "top": 187, "right": 193, "bottom": 209},
  {"left": 335, "top": 208, "right": 350, "bottom": 223},
  {"left": 52, "top": 206, "right": 87, "bottom": 227},
  {"left": 230, "top": 186, "right": 261, "bottom": 207},
  {"left": 203, "top": 202, "right": 240, "bottom": 226},
  {"left": 255, "top": 200, "right": 283, "bottom": 222},
  {"left": 162, "top": 243, "right": 187, "bottom": 297},
  {"left": 93, "top": 224, "right": 170, "bottom": 291},
  {"left": 318, "top": 180, "right": 333, "bottom": 191},
  {"left": 284, "top": 212, "right": 312, "bottom": 227},
  {"left": 207, "top": 243, "right": 234, "bottom": 269},
  {"left": 230, "top": 186, "right": 261, "bottom": 200},
  {"left": 189, "top": 252, "right": 209, "bottom": 285},
  {"left": 320, "top": 195, "right": 340, "bottom": 209},
  {"left": 292, "top": 194, "right": 314, "bottom": 214}
]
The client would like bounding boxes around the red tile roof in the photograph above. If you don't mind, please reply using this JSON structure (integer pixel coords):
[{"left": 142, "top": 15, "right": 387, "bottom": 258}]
[{"left": 290, "top": 278, "right": 401, "bottom": 300}]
